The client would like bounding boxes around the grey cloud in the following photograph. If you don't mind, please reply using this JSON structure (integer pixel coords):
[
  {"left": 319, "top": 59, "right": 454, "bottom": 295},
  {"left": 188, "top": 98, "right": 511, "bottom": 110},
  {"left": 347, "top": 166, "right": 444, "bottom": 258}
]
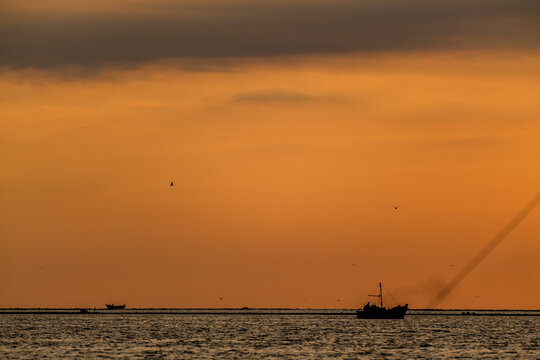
[
  {"left": 232, "top": 90, "right": 313, "bottom": 103},
  {"left": 1, "top": 0, "right": 539, "bottom": 69}
]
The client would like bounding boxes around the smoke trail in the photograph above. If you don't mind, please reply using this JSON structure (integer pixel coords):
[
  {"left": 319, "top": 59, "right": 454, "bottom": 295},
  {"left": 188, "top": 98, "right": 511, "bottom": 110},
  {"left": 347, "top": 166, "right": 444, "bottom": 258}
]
[{"left": 429, "top": 192, "right": 540, "bottom": 308}]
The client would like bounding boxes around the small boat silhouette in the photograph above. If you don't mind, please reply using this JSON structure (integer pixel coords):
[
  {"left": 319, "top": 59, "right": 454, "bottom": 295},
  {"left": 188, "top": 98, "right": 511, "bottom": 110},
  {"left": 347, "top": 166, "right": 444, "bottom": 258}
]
[
  {"left": 105, "top": 304, "right": 126, "bottom": 310},
  {"left": 356, "top": 283, "right": 408, "bottom": 319}
]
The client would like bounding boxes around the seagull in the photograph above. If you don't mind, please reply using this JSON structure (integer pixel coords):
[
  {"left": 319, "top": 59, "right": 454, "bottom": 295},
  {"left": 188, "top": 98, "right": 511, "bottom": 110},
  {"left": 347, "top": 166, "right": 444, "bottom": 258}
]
[
  {"left": 170, "top": 181, "right": 174, "bottom": 187},
  {"left": 392, "top": 204, "right": 400, "bottom": 210}
]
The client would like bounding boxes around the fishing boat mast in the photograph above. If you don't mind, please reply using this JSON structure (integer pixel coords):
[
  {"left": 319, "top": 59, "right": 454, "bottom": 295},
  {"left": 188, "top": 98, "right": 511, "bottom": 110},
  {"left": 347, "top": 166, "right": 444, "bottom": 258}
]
[
  {"left": 379, "top": 282, "right": 383, "bottom": 307},
  {"left": 368, "top": 282, "right": 384, "bottom": 307}
]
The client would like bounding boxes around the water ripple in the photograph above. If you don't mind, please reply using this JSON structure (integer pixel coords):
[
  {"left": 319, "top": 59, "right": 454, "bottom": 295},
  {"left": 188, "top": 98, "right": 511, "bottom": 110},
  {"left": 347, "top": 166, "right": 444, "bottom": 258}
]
[{"left": 0, "top": 314, "right": 538, "bottom": 359}]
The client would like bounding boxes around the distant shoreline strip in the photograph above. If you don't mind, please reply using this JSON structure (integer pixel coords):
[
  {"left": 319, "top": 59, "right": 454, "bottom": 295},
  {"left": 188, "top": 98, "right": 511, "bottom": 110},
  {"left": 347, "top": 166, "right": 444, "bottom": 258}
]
[{"left": 0, "top": 311, "right": 538, "bottom": 316}]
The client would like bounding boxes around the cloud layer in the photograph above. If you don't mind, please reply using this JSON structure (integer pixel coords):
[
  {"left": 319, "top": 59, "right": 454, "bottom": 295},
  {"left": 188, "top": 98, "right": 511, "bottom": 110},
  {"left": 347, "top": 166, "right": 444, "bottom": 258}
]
[
  {"left": 232, "top": 90, "right": 313, "bottom": 103},
  {"left": 1, "top": 0, "right": 539, "bottom": 68}
]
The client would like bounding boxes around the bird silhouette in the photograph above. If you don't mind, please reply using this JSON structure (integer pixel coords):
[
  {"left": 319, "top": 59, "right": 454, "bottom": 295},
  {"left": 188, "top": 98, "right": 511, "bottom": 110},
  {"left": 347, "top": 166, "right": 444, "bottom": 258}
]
[
  {"left": 170, "top": 181, "right": 174, "bottom": 187},
  {"left": 218, "top": 297, "right": 224, "bottom": 300},
  {"left": 392, "top": 204, "right": 400, "bottom": 210}
]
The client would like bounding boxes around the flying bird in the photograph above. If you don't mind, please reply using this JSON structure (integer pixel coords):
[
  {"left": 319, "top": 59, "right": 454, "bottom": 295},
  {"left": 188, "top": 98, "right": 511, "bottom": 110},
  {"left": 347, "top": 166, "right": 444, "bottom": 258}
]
[
  {"left": 392, "top": 204, "right": 400, "bottom": 210},
  {"left": 218, "top": 297, "right": 224, "bottom": 300},
  {"left": 170, "top": 181, "right": 174, "bottom": 187}
]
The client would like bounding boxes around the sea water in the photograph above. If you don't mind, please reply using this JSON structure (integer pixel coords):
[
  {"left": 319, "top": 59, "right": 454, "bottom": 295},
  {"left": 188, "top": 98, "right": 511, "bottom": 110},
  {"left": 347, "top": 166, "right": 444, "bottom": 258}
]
[{"left": 0, "top": 311, "right": 538, "bottom": 359}]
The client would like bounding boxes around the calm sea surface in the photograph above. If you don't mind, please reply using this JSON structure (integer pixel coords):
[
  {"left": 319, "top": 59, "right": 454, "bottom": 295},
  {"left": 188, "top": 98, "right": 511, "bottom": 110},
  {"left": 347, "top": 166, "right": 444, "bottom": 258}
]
[{"left": 1, "top": 310, "right": 538, "bottom": 359}]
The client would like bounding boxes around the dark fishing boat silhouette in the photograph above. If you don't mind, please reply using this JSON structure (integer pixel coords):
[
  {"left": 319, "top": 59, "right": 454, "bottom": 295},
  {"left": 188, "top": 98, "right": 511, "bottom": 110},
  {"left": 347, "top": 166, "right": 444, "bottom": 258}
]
[
  {"left": 105, "top": 304, "right": 126, "bottom": 310},
  {"left": 356, "top": 283, "right": 408, "bottom": 319}
]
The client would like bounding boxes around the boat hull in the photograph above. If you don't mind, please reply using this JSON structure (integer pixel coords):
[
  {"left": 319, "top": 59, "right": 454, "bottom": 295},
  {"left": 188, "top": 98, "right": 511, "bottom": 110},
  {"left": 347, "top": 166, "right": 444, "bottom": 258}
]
[
  {"left": 356, "top": 306, "right": 407, "bottom": 319},
  {"left": 105, "top": 304, "right": 126, "bottom": 310}
]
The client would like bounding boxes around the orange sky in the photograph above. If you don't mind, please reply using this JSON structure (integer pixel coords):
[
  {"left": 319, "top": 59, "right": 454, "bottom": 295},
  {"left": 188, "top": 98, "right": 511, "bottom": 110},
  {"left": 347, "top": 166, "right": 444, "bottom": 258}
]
[
  {"left": 1, "top": 1, "right": 540, "bottom": 309},
  {"left": 2, "top": 52, "right": 539, "bottom": 309}
]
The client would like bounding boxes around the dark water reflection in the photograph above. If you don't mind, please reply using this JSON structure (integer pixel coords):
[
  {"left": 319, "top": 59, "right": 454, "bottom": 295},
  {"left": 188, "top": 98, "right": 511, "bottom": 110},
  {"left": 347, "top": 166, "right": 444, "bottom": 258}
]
[{"left": 1, "top": 313, "right": 538, "bottom": 359}]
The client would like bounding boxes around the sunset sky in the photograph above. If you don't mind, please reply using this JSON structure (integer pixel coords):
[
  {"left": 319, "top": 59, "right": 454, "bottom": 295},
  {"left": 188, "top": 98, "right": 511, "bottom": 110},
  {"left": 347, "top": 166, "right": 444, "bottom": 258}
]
[{"left": 1, "top": 0, "right": 539, "bottom": 309}]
